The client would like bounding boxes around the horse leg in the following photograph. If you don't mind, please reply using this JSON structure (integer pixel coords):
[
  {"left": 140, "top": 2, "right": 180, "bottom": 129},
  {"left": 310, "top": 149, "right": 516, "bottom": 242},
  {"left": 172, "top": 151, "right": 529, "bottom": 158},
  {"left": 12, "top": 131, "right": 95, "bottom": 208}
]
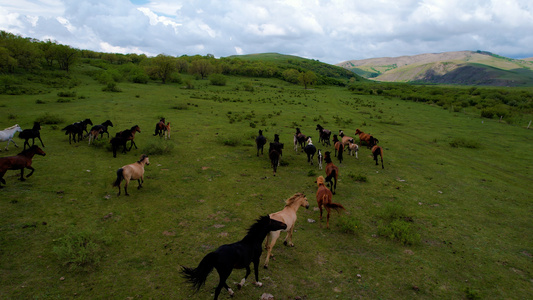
[
  {"left": 137, "top": 178, "right": 143, "bottom": 189},
  {"left": 252, "top": 258, "right": 263, "bottom": 287},
  {"left": 214, "top": 268, "right": 233, "bottom": 300},
  {"left": 264, "top": 231, "right": 281, "bottom": 269},
  {"left": 284, "top": 225, "right": 295, "bottom": 247},
  {"left": 237, "top": 266, "right": 251, "bottom": 289},
  {"left": 19, "top": 168, "right": 25, "bottom": 181},
  {"left": 124, "top": 178, "right": 130, "bottom": 196},
  {"left": 25, "top": 166, "right": 35, "bottom": 178}
]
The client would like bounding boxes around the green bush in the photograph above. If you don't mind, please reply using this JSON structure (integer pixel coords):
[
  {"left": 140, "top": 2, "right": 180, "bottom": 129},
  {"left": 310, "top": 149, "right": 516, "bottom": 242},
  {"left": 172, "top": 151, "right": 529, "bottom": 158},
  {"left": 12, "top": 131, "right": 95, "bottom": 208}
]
[
  {"left": 57, "top": 90, "right": 77, "bottom": 97},
  {"left": 209, "top": 74, "right": 227, "bottom": 86},
  {"left": 449, "top": 137, "right": 480, "bottom": 148},
  {"left": 141, "top": 139, "right": 175, "bottom": 155},
  {"left": 378, "top": 219, "right": 420, "bottom": 245},
  {"left": 102, "top": 82, "right": 122, "bottom": 92},
  {"left": 35, "top": 113, "right": 64, "bottom": 124}
]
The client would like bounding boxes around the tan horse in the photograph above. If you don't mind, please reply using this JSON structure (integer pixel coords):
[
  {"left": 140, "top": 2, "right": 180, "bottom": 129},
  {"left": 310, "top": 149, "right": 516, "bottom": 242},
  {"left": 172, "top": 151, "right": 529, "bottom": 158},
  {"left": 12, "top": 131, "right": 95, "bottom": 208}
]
[
  {"left": 315, "top": 176, "right": 345, "bottom": 228},
  {"left": 164, "top": 122, "right": 171, "bottom": 140},
  {"left": 113, "top": 154, "right": 150, "bottom": 196},
  {"left": 263, "top": 192, "right": 309, "bottom": 268}
]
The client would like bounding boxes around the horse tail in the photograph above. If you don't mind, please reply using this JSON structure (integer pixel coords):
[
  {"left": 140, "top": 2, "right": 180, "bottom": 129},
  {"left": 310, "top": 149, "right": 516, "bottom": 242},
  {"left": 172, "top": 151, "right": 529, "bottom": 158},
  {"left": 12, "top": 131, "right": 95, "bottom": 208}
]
[
  {"left": 113, "top": 168, "right": 124, "bottom": 187},
  {"left": 325, "top": 202, "right": 345, "bottom": 212},
  {"left": 181, "top": 252, "right": 217, "bottom": 291},
  {"left": 338, "top": 144, "right": 344, "bottom": 163}
]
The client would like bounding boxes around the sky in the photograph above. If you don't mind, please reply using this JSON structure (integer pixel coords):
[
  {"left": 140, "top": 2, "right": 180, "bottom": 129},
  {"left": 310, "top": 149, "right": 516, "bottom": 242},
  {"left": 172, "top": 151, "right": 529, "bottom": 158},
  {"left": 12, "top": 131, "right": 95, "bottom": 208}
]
[{"left": 0, "top": 0, "right": 532, "bottom": 64}]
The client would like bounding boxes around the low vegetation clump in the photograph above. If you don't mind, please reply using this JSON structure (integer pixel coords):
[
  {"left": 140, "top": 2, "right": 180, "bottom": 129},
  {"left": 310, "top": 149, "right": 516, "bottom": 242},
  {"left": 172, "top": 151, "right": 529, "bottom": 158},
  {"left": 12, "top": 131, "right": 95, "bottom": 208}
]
[
  {"left": 377, "top": 204, "right": 420, "bottom": 245},
  {"left": 35, "top": 113, "right": 64, "bottom": 124},
  {"left": 53, "top": 230, "right": 112, "bottom": 272},
  {"left": 337, "top": 215, "right": 360, "bottom": 234},
  {"left": 449, "top": 137, "right": 480, "bottom": 148},
  {"left": 141, "top": 139, "right": 175, "bottom": 155}
]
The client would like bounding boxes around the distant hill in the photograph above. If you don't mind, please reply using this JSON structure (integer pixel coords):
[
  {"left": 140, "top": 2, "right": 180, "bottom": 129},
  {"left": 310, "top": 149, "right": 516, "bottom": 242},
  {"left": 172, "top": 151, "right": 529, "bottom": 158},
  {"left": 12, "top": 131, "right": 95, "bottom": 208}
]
[
  {"left": 337, "top": 51, "right": 533, "bottom": 86},
  {"left": 227, "top": 52, "right": 365, "bottom": 84}
]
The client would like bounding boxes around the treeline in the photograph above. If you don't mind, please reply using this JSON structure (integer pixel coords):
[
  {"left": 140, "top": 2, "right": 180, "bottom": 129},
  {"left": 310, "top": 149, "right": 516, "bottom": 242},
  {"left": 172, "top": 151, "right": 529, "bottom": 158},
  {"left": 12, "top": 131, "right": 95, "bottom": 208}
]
[
  {"left": 0, "top": 31, "right": 355, "bottom": 89},
  {"left": 348, "top": 81, "right": 533, "bottom": 123}
]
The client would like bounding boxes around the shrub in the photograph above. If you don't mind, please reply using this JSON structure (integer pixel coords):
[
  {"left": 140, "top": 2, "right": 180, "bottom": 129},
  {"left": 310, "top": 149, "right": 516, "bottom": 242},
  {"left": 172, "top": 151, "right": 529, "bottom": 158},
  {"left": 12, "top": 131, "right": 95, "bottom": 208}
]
[
  {"left": 102, "top": 82, "right": 122, "bottom": 92},
  {"left": 35, "top": 113, "right": 64, "bottom": 124},
  {"left": 57, "top": 90, "right": 77, "bottom": 97},
  {"left": 209, "top": 74, "right": 227, "bottom": 86},
  {"left": 348, "top": 172, "right": 367, "bottom": 182},
  {"left": 449, "top": 137, "right": 480, "bottom": 149},
  {"left": 217, "top": 135, "right": 241, "bottom": 146},
  {"left": 35, "top": 99, "right": 46, "bottom": 104},
  {"left": 141, "top": 139, "right": 175, "bottom": 155}
]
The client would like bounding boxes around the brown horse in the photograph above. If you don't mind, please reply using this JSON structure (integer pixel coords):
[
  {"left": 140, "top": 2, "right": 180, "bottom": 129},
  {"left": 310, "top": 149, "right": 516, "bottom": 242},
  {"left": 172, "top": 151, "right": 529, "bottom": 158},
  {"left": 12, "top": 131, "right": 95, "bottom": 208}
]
[
  {"left": 355, "top": 128, "right": 378, "bottom": 148},
  {"left": 0, "top": 145, "right": 46, "bottom": 188},
  {"left": 324, "top": 151, "right": 339, "bottom": 194},
  {"left": 372, "top": 145, "right": 384, "bottom": 169},
  {"left": 119, "top": 125, "right": 142, "bottom": 150},
  {"left": 113, "top": 154, "right": 150, "bottom": 196},
  {"left": 315, "top": 176, "right": 345, "bottom": 228},
  {"left": 263, "top": 193, "right": 309, "bottom": 268},
  {"left": 154, "top": 118, "right": 166, "bottom": 137},
  {"left": 294, "top": 128, "right": 307, "bottom": 152},
  {"left": 334, "top": 141, "right": 344, "bottom": 164}
]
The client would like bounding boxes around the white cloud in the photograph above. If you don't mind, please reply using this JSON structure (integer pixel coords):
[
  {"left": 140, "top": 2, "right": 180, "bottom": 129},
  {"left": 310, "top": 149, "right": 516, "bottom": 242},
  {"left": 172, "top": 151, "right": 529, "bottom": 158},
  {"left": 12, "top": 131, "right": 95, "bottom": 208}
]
[{"left": 0, "top": 0, "right": 531, "bottom": 63}]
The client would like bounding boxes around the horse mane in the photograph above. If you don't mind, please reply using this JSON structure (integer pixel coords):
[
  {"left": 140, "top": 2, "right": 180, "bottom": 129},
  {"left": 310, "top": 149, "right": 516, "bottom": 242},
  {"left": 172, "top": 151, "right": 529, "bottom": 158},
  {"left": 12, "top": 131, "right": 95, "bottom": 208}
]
[
  {"left": 316, "top": 176, "right": 326, "bottom": 186},
  {"left": 244, "top": 215, "right": 271, "bottom": 237},
  {"left": 131, "top": 125, "right": 139, "bottom": 130},
  {"left": 4, "top": 124, "right": 19, "bottom": 130},
  {"left": 137, "top": 154, "right": 148, "bottom": 163},
  {"left": 285, "top": 192, "right": 305, "bottom": 206}
]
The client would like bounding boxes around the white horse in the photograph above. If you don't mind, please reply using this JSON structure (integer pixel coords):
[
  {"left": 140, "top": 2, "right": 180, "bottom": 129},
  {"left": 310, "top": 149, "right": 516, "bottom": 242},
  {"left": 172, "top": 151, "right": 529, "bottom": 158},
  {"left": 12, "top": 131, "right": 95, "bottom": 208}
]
[{"left": 0, "top": 124, "right": 22, "bottom": 151}]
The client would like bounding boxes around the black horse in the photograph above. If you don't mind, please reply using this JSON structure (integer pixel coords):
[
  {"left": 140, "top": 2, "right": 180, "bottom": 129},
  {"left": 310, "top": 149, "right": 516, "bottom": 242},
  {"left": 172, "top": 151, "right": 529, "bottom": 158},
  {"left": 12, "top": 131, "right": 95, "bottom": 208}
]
[
  {"left": 304, "top": 137, "right": 317, "bottom": 165},
  {"left": 255, "top": 129, "right": 267, "bottom": 156},
  {"left": 18, "top": 122, "right": 45, "bottom": 150},
  {"left": 316, "top": 124, "right": 331, "bottom": 146},
  {"left": 181, "top": 215, "right": 287, "bottom": 300},
  {"left": 110, "top": 125, "right": 141, "bottom": 158},
  {"left": 268, "top": 134, "right": 284, "bottom": 175},
  {"left": 62, "top": 119, "right": 93, "bottom": 144}
]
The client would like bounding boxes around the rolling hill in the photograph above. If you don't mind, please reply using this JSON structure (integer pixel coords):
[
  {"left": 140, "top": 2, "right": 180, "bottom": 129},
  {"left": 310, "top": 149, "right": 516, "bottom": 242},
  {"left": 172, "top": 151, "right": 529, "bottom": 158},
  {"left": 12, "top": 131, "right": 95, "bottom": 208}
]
[{"left": 337, "top": 51, "right": 533, "bottom": 86}]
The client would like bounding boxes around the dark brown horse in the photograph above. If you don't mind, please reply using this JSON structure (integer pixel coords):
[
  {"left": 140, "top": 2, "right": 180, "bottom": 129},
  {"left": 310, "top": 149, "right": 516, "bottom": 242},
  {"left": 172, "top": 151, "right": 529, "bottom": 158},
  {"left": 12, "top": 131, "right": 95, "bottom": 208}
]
[
  {"left": 0, "top": 145, "right": 46, "bottom": 188},
  {"left": 372, "top": 145, "right": 384, "bottom": 169},
  {"left": 110, "top": 125, "right": 141, "bottom": 158},
  {"left": 324, "top": 151, "right": 339, "bottom": 194},
  {"left": 154, "top": 118, "right": 166, "bottom": 137},
  {"left": 316, "top": 124, "right": 331, "bottom": 146}
]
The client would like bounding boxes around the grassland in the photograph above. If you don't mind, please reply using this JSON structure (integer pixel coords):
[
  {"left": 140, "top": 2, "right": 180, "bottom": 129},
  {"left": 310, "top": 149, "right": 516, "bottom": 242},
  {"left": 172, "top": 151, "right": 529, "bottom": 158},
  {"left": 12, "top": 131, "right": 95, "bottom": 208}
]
[{"left": 0, "top": 72, "right": 532, "bottom": 299}]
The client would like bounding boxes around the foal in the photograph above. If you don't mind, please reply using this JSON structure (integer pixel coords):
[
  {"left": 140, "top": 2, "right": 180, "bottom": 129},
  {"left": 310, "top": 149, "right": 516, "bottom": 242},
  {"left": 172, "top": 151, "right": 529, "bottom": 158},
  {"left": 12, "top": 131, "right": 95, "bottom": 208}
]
[
  {"left": 113, "top": 154, "right": 150, "bottom": 196},
  {"left": 264, "top": 193, "right": 309, "bottom": 268}
]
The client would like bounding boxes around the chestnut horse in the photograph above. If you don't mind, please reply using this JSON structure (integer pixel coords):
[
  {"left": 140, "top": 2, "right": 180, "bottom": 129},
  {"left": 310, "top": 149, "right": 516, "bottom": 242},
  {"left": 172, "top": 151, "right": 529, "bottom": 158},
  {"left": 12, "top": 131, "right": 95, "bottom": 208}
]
[
  {"left": 315, "top": 176, "right": 345, "bottom": 228},
  {"left": 113, "top": 154, "right": 150, "bottom": 196},
  {"left": 263, "top": 192, "right": 309, "bottom": 268},
  {"left": 372, "top": 145, "right": 384, "bottom": 169},
  {"left": 294, "top": 128, "right": 307, "bottom": 152},
  {"left": 0, "top": 145, "right": 46, "bottom": 188},
  {"left": 334, "top": 141, "right": 344, "bottom": 164},
  {"left": 324, "top": 151, "right": 339, "bottom": 194},
  {"left": 355, "top": 128, "right": 378, "bottom": 148}
]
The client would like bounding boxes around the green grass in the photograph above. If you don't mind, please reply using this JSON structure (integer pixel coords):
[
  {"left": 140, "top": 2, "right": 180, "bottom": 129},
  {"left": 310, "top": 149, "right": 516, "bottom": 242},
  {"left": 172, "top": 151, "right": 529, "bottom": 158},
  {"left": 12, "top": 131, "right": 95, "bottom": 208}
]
[{"left": 0, "top": 73, "right": 532, "bottom": 299}]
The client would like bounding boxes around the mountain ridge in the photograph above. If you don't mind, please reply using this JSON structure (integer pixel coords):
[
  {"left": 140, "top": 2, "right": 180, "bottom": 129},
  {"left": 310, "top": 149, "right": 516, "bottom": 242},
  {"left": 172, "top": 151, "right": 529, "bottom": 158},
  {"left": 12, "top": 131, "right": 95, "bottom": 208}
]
[{"left": 336, "top": 51, "right": 533, "bottom": 86}]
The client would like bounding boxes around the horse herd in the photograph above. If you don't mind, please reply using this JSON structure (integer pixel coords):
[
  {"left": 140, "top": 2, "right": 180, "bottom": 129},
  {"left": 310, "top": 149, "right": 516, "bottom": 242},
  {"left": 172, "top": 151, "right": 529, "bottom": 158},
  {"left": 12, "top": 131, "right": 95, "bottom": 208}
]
[
  {"left": 0, "top": 118, "right": 171, "bottom": 189},
  {"left": 1, "top": 120, "right": 385, "bottom": 299}
]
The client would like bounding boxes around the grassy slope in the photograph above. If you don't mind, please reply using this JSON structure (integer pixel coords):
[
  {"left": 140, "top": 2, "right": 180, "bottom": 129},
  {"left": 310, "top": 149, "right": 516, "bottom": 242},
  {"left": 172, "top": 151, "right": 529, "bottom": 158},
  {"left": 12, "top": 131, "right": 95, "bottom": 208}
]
[{"left": 0, "top": 72, "right": 532, "bottom": 299}]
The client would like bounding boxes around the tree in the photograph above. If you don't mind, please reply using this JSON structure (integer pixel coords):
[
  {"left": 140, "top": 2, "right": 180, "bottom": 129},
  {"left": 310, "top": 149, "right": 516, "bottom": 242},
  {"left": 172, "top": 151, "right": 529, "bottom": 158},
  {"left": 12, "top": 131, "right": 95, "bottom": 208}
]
[
  {"left": 145, "top": 54, "right": 177, "bottom": 84},
  {"left": 282, "top": 68, "right": 300, "bottom": 84},
  {"left": 55, "top": 44, "right": 78, "bottom": 72},
  {"left": 298, "top": 71, "right": 317, "bottom": 89},
  {"left": 190, "top": 59, "right": 213, "bottom": 79}
]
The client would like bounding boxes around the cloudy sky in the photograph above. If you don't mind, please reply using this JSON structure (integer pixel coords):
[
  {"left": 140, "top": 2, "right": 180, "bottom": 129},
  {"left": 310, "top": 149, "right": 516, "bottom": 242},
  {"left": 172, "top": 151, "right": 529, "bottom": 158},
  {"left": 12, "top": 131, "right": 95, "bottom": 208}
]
[{"left": 1, "top": 0, "right": 532, "bottom": 64}]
